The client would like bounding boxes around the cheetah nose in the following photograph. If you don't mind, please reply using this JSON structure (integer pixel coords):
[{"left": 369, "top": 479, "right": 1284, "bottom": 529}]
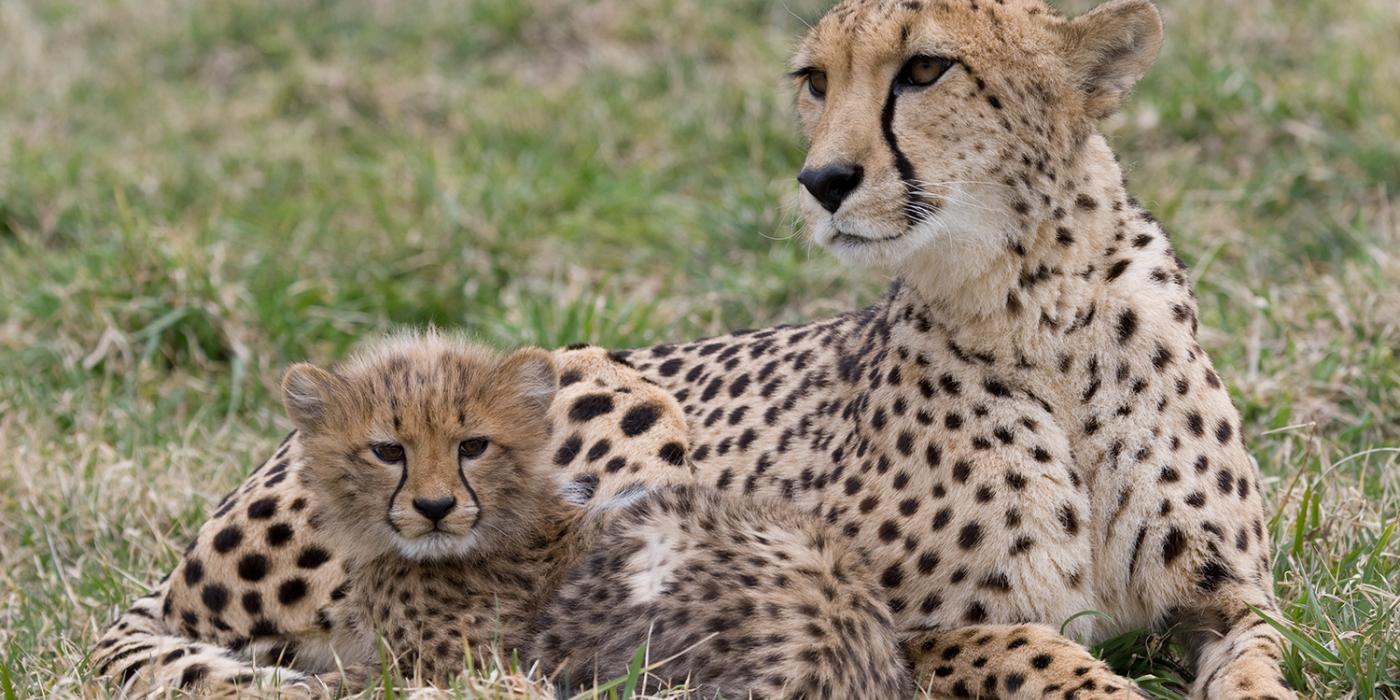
[
  {"left": 798, "top": 162, "right": 864, "bottom": 213},
  {"left": 412, "top": 496, "right": 457, "bottom": 523}
]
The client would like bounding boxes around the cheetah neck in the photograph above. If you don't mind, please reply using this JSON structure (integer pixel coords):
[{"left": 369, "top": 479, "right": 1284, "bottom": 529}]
[{"left": 897, "top": 132, "right": 1129, "bottom": 348}]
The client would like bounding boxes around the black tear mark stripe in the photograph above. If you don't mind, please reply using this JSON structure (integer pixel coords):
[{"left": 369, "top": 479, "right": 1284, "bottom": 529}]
[
  {"left": 879, "top": 86, "right": 920, "bottom": 226},
  {"left": 386, "top": 463, "right": 409, "bottom": 534},
  {"left": 457, "top": 465, "right": 482, "bottom": 529}
]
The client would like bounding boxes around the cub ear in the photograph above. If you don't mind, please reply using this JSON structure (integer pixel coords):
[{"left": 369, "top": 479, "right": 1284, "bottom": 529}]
[
  {"left": 500, "top": 347, "right": 558, "bottom": 415},
  {"left": 282, "top": 363, "right": 341, "bottom": 432},
  {"left": 1056, "top": 0, "right": 1163, "bottom": 119}
]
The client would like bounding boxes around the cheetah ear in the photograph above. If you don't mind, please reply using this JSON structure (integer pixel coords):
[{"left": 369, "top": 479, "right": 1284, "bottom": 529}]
[
  {"left": 282, "top": 363, "right": 341, "bottom": 432},
  {"left": 1057, "top": 0, "right": 1163, "bottom": 119},
  {"left": 500, "top": 348, "right": 558, "bottom": 415}
]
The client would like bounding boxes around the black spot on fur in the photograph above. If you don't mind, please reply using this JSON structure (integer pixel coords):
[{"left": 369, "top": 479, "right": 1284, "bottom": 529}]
[
  {"left": 881, "top": 564, "right": 904, "bottom": 588},
  {"left": 1161, "top": 528, "right": 1187, "bottom": 565},
  {"left": 178, "top": 664, "right": 209, "bottom": 688},
  {"left": 657, "top": 442, "right": 686, "bottom": 466},
  {"left": 1186, "top": 412, "right": 1205, "bottom": 436},
  {"left": 201, "top": 584, "right": 229, "bottom": 613},
  {"left": 1196, "top": 560, "right": 1234, "bottom": 592},
  {"left": 212, "top": 526, "right": 242, "bottom": 554},
  {"left": 237, "top": 554, "right": 269, "bottom": 582},
  {"left": 247, "top": 498, "right": 278, "bottom": 520},
  {"left": 296, "top": 547, "right": 331, "bottom": 569},
  {"left": 277, "top": 578, "right": 309, "bottom": 606},
  {"left": 964, "top": 601, "right": 987, "bottom": 623},
  {"left": 241, "top": 591, "right": 262, "bottom": 615},
  {"left": 568, "top": 394, "right": 615, "bottom": 422},
  {"left": 1215, "top": 419, "right": 1234, "bottom": 444},
  {"left": 620, "top": 403, "right": 662, "bottom": 437},
  {"left": 554, "top": 434, "right": 583, "bottom": 466},
  {"left": 585, "top": 439, "right": 611, "bottom": 462},
  {"left": 1116, "top": 309, "right": 1138, "bottom": 343},
  {"left": 265, "top": 523, "right": 295, "bottom": 547},
  {"left": 958, "top": 523, "right": 984, "bottom": 550},
  {"left": 183, "top": 558, "right": 204, "bottom": 586},
  {"left": 1058, "top": 505, "right": 1079, "bottom": 536}
]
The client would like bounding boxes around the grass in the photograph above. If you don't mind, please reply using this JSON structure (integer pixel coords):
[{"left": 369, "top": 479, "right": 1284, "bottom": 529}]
[{"left": 0, "top": 0, "right": 1397, "bottom": 696}]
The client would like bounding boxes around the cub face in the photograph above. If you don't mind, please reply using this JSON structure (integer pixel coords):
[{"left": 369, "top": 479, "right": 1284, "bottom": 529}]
[
  {"left": 281, "top": 334, "right": 557, "bottom": 562},
  {"left": 791, "top": 0, "right": 1162, "bottom": 278}
]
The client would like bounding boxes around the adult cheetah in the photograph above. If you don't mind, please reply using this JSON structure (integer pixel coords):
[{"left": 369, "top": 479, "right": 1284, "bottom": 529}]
[{"left": 93, "top": 0, "right": 1293, "bottom": 698}]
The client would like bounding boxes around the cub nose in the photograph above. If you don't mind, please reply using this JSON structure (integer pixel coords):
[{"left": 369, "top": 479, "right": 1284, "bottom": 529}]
[
  {"left": 798, "top": 162, "right": 864, "bottom": 213},
  {"left": 412, "top": 496, "right": 457, "bottom": 523}
]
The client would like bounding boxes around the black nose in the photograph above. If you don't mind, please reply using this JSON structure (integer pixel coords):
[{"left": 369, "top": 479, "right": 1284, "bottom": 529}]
[
  {"left": 412, "top": 496, "right": 457, "bottom": 522},
  {"left": 798, "top": 162, "right": 864, "bottom": 213}
]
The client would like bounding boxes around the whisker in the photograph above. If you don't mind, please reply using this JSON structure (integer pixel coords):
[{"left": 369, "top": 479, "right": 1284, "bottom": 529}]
[
  {"left": 910, "top": 178, "right": 1015, "bottom": 190},
  {"left": 909, "top": 190, "right": 999, "bottom": 214},
  {"left": 780, "top": 1, "right": 814, "bottom": 30}
]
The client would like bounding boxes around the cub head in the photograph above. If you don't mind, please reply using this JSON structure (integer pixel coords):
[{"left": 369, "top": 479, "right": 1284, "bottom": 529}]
[
  {"left": 791, "top": 0, "right": 1161, "bottom": 298},
  {"left": 282, "top": 333, "right": 557, "bottom": 562}
]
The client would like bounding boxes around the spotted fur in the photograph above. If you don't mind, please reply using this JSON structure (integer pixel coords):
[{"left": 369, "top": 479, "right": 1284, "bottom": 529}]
[
  {"left": 90, "top": 343, "right": 695, "bottom": 695},
  {"left": 94, "top": 338, "right": 910, "bottom": 698},
  {"left": 94, "top": 1, "right": 1293, "bottom": 698},
  {"left": 535, "top": 485, "right": 912, "bottom": 698}
]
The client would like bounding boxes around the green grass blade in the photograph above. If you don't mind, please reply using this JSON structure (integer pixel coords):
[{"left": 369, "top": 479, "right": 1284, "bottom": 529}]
[
  {"left": 620, "top": 642, "right": 647, "bottom": 700},
  {"left": 1248, "top": 604, "right": 1342, "bottom": 668},
  {"left": 1360, "top": 518, "right": 1395, "bottom": 583},
  {"left": 1, "top": 655, "right": 17, "bottom": 700},
  {"left": 1060, "top": 608, "right": 1115, "bottom": 636}
]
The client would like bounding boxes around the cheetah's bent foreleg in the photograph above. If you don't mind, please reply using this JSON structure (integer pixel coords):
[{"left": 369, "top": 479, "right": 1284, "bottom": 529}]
[{"left": 902, "top": 624, "right": 1147, "bottom": 699}]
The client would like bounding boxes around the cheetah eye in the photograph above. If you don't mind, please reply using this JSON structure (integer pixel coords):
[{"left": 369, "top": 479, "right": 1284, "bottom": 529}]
[
  {"left": 459, "top": 438, "right": 489, "bottom": 460},
  {"left": 896, "top": 55, "right": 954, "bottom": 91},
  {"left": 792, "top": 67, "right": 828, "bottom": 99},
  {"left": 371, "top": 443, "right": 405, "bottom": 464}
]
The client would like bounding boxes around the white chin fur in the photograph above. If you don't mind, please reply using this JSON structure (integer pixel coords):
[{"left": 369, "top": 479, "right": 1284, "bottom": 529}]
[
  {"left": 392, "top": 531, "right": 479, "bottom": 561},
  {"left": 813, "top": 188, "right": 1010, "bottom": 289},
  {"left": 813, "top": 217, "right": 930, "bottom": 268}
]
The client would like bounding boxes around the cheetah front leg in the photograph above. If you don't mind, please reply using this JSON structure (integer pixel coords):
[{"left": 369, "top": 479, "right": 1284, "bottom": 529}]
[
  {"left": 1071, "top": 323, "right": 1296, "bottom": 700},
  {"left": 902, "top": 624, "right": 1147, "bottom": 699},
  {"left": 1187, "top": 588, "right": 1295, "bottom": 700},
  {"left": 1086, "top": 464, "right": 1296, "bottom": 700}
]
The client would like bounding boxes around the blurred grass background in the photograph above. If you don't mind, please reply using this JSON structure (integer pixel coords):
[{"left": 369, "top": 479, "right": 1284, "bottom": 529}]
[{"left": 0, "top": 0, "right": 1396, "bottom": 697}]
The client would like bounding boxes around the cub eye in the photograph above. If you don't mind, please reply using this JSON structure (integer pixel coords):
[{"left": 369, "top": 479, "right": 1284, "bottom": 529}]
[
  {"left": 897, "top": 55, "right": 954, "bottom": 90},
  {"left": 459, "top": 437, "right": 489, "bottom": 459},
  {"left": 807, "top": 70, "right": 828, "bottom": 98},
  {"left": 371, "top": 443, "right": 405, "bottom": 463}
]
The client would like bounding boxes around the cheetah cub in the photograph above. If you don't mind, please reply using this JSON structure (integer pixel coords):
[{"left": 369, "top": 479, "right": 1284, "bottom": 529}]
[
  {"left": 281, "top": 335, "right": 573, "bottom": 686},
  {"left": 285, "top": 334, "right": 911, "bottom": 698}
]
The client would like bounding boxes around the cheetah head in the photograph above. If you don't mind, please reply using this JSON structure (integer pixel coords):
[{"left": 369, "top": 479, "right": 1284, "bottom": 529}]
[
  {"left": 282, "top": 333, "right": 557, "bottom": 562},
  {"left": 792, "top": 0, "right": 1161, "bottom": 296}
]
